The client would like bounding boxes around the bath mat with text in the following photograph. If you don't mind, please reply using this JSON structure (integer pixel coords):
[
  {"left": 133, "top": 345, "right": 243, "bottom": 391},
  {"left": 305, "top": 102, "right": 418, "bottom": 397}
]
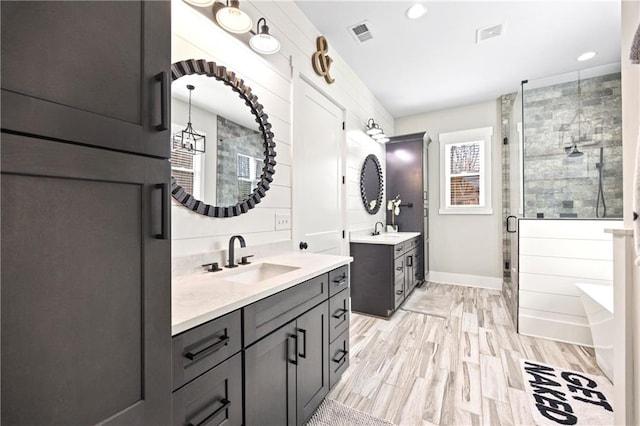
[{"left": 520, "top": 359, "right": 613, "bottom": 426}]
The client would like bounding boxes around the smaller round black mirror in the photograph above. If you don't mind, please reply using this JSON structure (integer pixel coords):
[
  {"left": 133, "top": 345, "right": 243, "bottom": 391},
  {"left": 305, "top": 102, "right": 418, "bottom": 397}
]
[{"left": 360, "top": 154, "right": 384, "bottom": 214}]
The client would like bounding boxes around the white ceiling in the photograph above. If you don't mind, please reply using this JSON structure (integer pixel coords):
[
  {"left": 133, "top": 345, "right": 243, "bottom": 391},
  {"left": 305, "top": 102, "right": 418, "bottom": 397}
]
[{"left": 294, "top": 1, "right": 622, "bottom": 118}]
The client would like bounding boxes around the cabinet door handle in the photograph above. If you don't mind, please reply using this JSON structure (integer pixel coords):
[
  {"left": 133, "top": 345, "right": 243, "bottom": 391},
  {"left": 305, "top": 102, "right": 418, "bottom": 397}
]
[
  {"left": 154, "top": 183, "right": 169, "bottom": 240},
  {"left": 297, "top": 328, "right": 307, "bottom": 359},
  {"left": 396, "top": 246, "right": 403, "bottom": 252},
  {"left": 154, "top": 71, "right": 169, "bottom": 131},
  {"left": 396, "top": 266, "right": 403, "bottom": 271},
  {"left": 333, "top": 349, "right": 348, "bottom": 364},
  {"left": 288, "top": 334, "right": 298, "bottom": 365},
  {"left": 184, "top": 335, "right": 229, "bottom": 361},
  {"left": 506, "top": 215, "right": 517, "bottom": 233},
  {"left": 332, "top": 308, "right": 348, "bottom": 319},
  {"left": 187, "top": 398, "right": 231, "bottom": 426},
  {"left": 396, "top": 290, "right": 404, "bottom": 295},
  {"left": 407, "top": 255, "right": 413, "bottom": 267}
]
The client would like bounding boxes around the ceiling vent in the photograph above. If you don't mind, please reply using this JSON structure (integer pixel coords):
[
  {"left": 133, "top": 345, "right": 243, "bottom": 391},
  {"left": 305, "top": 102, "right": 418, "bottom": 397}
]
[
  {"left": 348, "top": 21, "right": 373, "bottom": 44},
  {"left": 476, "top": 23, "right": 505, "bottom": 43}
]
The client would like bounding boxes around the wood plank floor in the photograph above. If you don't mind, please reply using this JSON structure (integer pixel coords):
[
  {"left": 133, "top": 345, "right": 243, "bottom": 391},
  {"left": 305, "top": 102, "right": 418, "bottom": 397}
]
[{"left": 327, "top": 282, "right": 603, "bottom": 425}]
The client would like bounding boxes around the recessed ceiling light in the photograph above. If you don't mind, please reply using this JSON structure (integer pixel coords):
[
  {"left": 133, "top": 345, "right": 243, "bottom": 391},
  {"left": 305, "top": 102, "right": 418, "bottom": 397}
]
[
  {"left": 405, "top": 3, "right": 426, "bottom": 20},
  {"left": 577, "top": 51, "right": 597, "bottom": 62}
]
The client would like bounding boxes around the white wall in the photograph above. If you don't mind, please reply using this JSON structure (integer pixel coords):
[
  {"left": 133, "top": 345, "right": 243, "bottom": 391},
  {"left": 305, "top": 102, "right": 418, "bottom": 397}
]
[
  {"left": 518, "top": 219, "right": 619, "bottom": 345},
  {"left": 171, "top": 0, "right": 392, "bottom": 268},
  {"left": 395, "top": 100, "right": 502, "bottom": 287}
]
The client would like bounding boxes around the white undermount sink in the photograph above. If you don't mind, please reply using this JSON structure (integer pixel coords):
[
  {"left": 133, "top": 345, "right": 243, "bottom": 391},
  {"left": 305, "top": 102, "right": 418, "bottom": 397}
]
[{"left": 223, "top": 262, "right": 300, "bottom": 284}]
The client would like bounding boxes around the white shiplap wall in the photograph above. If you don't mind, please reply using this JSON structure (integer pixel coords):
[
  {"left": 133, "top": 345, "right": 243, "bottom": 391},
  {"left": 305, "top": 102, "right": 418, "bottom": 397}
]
[
  {"left": 518, "top": 219, "right": 622, "bottom": 345},
  {"left": 171, "top": 0, "right": 392, "bottom": 262}
]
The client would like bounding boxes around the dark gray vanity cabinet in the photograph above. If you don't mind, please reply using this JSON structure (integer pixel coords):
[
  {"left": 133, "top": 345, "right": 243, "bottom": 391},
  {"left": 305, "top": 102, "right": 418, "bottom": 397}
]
[
  {"left": 1, "top": 134, "right": 172, "bottom": 425},
  {"left": 350, "top": 236, "right": 422, "bottom": 318},
  {"left": 244, "top": 266, "right": 349, "bottom": 426},
  {"left": 1, "top": 1, "right": 171, "bottom": 159}
]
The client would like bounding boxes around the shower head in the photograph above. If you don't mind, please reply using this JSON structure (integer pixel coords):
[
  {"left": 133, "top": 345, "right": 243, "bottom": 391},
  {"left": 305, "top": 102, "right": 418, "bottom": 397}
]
[{"left": 566, "top": 143, "right": 584, "bottom": 158}]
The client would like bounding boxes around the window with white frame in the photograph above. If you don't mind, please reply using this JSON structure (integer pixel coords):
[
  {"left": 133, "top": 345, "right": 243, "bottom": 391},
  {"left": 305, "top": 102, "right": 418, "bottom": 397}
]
[
  {"left": 236, "top": 153, "right": 263, "bottom": 202},
  {"left": 439, "top": 126, "right": 493, "bottom": 214}
]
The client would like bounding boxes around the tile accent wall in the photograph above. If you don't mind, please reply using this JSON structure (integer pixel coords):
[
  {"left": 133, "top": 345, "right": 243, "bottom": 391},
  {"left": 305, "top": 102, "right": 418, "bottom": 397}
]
[{"left": 523, "top": 73, "right": 622, "bottom": 219}]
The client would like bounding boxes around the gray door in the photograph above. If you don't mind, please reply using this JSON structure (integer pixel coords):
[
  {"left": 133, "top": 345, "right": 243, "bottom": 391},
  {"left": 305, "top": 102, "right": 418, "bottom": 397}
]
[{"left": 1, "top": 134, "right": 172, "bottom": 424}]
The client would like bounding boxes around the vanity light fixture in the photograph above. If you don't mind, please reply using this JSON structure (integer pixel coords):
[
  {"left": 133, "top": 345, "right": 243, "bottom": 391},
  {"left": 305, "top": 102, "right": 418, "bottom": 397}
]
[
  {"left": 250, "top": 18, "right": 281, "bottom": 55},
  {"left": 215, "top": 0, "right": 252, "bottom": 34},
  {"left": 177, "top": 84, "right": 206, "bottom": 155},
  {"left": 183, "top": 0, "right": 216, "bottom": 7},
  {"left": 366, "top": 118, "right": 390, "bottom": 143}
]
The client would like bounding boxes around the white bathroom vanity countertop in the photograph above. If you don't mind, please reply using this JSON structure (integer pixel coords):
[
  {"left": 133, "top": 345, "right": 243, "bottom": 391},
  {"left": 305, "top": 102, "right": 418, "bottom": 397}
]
[
  {"left": 349, "top": 231, "right": 421, "bottom": 245},
  {"left": 172, "top": 252, "right": 352, "bottom": 336}
]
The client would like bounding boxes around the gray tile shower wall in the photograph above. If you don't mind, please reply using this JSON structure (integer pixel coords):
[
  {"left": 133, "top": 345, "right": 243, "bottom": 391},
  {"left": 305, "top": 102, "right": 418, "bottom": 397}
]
[{"left": 523, "top": 72, "right": 622, "bottom": 219}]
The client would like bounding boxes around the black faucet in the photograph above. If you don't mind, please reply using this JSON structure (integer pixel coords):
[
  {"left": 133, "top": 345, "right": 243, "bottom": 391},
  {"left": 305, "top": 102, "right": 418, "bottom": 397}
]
[
  {"left": 372, "top": 221, "right": 384, "bottom": 236},
  {"left": 226, "top": 235, "right": 246, "bottom": 268}
]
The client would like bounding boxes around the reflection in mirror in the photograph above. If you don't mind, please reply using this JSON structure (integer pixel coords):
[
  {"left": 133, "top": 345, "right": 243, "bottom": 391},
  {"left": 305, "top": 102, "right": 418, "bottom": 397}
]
[
  {"left": 360, "top": 154, "right": 384, "bottom": 214},
  {"left": 169, "top": 59, "right": 276, "bottom": 218}
]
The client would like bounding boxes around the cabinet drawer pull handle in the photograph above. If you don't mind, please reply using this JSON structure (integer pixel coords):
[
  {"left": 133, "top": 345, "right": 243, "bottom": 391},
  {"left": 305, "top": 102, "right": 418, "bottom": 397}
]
[
  {"left": 297, "top": 328, "right": 307, "bottom": 359},
  {"left": 184, "top": 335, "right": 229, "bottom": 361},
  {"left": 396, "top": 247, "right": 403, "bottom": 251},
  {"left": 332, "top": 308, "right": 348, "bottom": 319},
  {"left": 154, "top": 71, "right": 169, "bottom": 131},
  {"left": 154, "top": 183, "right": 169, "bottom": 240},
  {"left": 396, "top": 266, "right": 403, "bottom": 271},
  {"left": 396, "top": 290, "right": 403, "bottom": 295},
  {"left": 288, "top": 334, "right": 298, "bottom": 365},
  {"left": 333, "top": 349, "right": 348, "bottom": 364},
  {"left": 187, "top": 398, "right": 231, "bottom": 426},
  {"left": 333, "top": 279, "right": 346, "bottom": 287}
]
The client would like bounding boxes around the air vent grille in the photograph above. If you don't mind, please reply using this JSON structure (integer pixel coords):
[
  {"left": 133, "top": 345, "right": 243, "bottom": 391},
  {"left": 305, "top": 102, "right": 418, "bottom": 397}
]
[
  {"left": 348, "top": 21, "right": 373, "bottom": 44},
  {"left": 476, "top": 23, "right": 505, "bottom": 43}
]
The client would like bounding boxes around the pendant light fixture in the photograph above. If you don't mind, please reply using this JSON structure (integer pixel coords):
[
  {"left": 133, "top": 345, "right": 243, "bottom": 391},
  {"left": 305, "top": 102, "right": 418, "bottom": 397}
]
[
  {"left": 177, "top": 84, "right": 206, "bottom": 155},
  {"left": 215, "top": 0, "right": 252, "bottom": 34},
  {"left": 250, "top": 18, "right": 281, "bottom": 55}
]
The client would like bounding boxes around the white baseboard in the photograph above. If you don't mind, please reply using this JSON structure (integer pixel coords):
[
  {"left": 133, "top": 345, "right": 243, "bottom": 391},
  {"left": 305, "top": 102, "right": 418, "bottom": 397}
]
[
  {"left": 518, "top": 314, "right": 593, "bottom": 347},
  {"left": 426, "top": 271, "right": 502, "bottom": 290}
]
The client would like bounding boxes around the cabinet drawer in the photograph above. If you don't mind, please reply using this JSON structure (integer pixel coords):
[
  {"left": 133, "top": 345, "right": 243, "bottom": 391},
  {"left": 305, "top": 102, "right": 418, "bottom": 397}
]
[
  {"left": 329, "top": 329, "right": 350, "bottom": 389},
  {"left": 328, "top": 265, "right": 349, "bottom": 296},
  {"left": 394, "top": 257, "right": 404, "bottom": 277},
  {"left": 394, "top": 275, "right": 405, "bottom": 308},
  {"left": 329, "top": 289, "right": 350, "bottom": 342},
  {"left": 393, "top": 242, "right": 405, "bottom": 258},
  {"left": 172, "top": 352, "right": 242, "bottom": 426},
  {"left": 172, "top": 310, "right": 242, "bottom": 391},
  {"left": 244, "top": 274, "right": 328, "bottom": 346}
]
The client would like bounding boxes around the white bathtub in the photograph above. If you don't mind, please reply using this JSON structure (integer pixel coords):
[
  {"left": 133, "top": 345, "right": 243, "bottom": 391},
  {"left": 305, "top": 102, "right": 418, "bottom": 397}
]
[{"left": 575, "top": 282, "right": 614, "bottom": 382}]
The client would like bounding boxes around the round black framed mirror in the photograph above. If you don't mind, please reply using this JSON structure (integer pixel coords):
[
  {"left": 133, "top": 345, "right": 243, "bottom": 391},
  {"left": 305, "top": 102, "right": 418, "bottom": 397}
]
[
  {"left": 360, "top": 154, "right": 384, "bottom": 214},
  {"left": 170, "top": 59, "right": 276, "bottom": 218}
]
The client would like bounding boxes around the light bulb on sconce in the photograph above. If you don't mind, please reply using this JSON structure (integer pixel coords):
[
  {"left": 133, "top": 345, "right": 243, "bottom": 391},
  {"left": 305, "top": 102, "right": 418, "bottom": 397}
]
[
  {"left": 215, "top": 0, "right": 253, "bottom": 34},
  {"left": 250, "top": 17, "right": 281, "bottom": 55},
  {"left": 183, "top": 0, "right": 216, "bottom": 7}
]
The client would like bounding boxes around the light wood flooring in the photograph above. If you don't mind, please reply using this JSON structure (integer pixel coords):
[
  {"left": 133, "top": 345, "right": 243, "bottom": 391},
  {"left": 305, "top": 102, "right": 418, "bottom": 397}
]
[{"left": 327, "top": 282, "right": 603, "bottom": 425}]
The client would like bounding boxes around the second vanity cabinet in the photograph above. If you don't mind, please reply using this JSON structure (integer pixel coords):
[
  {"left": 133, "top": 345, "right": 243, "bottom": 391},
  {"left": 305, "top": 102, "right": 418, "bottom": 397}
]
[
  {"left": 172, "top": 264, "right": 350, "bottom": 426},
  {"left": 351, "top": 234, "right": 422, "bottom": 318}
]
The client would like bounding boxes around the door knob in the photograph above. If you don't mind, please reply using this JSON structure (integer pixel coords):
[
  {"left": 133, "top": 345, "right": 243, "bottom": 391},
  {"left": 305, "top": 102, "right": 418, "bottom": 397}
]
[{"left": 299, "top": 241, "right": 308, "bottom": 250}]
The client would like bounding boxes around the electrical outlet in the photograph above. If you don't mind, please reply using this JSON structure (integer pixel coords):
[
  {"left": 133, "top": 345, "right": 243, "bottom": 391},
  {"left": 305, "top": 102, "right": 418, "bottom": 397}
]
[{"left": 275, "top": 214, "right": 291, "bottom": 230}]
